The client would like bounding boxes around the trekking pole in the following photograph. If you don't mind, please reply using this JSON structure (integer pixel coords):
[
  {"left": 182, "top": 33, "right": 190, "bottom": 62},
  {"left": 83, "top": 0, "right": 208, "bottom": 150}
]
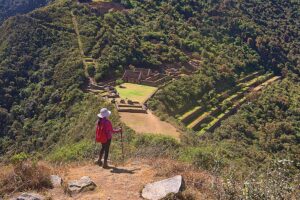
[{"left": 120, "top": 127, "right": 125, "bottom": 163}]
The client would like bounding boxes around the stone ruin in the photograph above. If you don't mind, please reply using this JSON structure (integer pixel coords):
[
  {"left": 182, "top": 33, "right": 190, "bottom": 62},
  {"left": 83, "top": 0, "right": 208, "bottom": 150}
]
[
  {"left": 115, "top": 99, "right": 147, "bottom": 113},
  {"left": 104, "top": 86, "right": 119, "bottom": 98},
  {"left": 122, "top": 68, "right": 169, "bottom": 86},
  {"left": 122, "top": 65, "right": 197, "bottom": 87}
]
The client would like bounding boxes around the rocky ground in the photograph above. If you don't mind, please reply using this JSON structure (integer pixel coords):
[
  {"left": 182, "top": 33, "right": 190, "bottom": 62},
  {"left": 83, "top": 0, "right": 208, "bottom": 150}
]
[
  {"left": 5, "top": 159, "right": 220, "bottom": 200},
  {"left": 50, "top": 160, "right": 156, "bottom": 200}
]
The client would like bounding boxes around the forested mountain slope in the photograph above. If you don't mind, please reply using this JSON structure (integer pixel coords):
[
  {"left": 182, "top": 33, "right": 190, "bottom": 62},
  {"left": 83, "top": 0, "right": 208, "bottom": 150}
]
[
  {"left": 148, "top": 0, "right": 300, "bottom": 114},
  {"left": 195, "top": 77, "right": 300, "bottom": 169},
  {"left": 0, "top": 1, "right": 98, "bottom": 155},
  {"left": 0, "top": 0, "right": 298, "bottom": 158},
  {"left": 0, "top": 0, "right": 50, "bottom": 24},
  {"left": 0, "top": 0, "right": 299, "bottom": 198}
]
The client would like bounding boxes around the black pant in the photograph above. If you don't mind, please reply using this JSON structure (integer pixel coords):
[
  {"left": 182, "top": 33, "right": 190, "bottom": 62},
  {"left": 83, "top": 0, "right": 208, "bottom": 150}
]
[{"left": 99, "top": 139, "right": 111, "bottom": 162}]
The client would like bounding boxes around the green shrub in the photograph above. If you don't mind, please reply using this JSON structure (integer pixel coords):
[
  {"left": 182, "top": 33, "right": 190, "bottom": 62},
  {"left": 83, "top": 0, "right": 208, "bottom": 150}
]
[
  {"left": 179, "top": 147, "right": 227, "bottom": 172},
  {"left": 11, "top": 152, "right": 30, "bottom": 164},
  {"left": 94, "top": 73, "right": 103, "bottom": 82},
  {"left": 47, "top": 140, "right": 95, "bottom": 162},
  {"left": 134, "top": 134, "right": 180, "bottom": 148},
  {"left": 159, "top": 114, "right": 167, "bottom": 121},
  {"left": 115, "top": 78, "right": 124, "bottom": 85},
  {"left": 193, "top": 151, "right": 217, "bottom": 170},
  {"left": 133, "top": 134, "right": 180, "bottom": 157},
  {"left": 87, "top": 64, "right": 95, "bottom": 77}
]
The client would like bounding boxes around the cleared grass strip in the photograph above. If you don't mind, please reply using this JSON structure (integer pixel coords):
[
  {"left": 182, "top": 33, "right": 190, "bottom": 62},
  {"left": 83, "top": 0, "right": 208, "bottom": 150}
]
[
  {"left": 242, "top": 72, "right": 274, "bottom": 88},
  {"left": 187, "top": 73, "right": 271, "bottom": 130},
  {"left": 187, "top": 107, "right": 218, "bottom": 130},
  {"left": 179, "top": 71, "right": 265, "bottom": 124},
  {"left": 188, "top": 73, "right": 274, "bottom": 131},
  {"left": 179, "top": 106, "right": 201, "bottom": 121},
  {"left": 197, "top": 97, "right": 247, "bottom": 136},
  {"left": 198, "top": 75, "right": 280, "bottom": 135},
  {"left": 237, "top": 70, "right": 264, "bottom": 83}
]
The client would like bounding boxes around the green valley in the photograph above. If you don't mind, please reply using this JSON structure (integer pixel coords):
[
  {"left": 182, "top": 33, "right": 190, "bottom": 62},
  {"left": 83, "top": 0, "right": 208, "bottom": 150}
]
[{"left": 0, "top": 0, "right": 299, "bottom": 199}]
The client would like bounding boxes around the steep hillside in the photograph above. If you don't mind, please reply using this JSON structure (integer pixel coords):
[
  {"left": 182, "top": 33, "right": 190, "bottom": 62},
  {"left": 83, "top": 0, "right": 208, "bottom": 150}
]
[
  {"left": 148, "top": 0, "right": 300, "bottom": 115},
  {"left": 0, "top": 0, "right": 50, "bottom": 24},
  {"left": 0, "top": 0, "right": 102, "bottom": 156},
  {"left": 0, "top": 0, "right": 299, "bottom": 198},
  {"left": 211, "top": 78, "right": 300, "bottom": 167}
]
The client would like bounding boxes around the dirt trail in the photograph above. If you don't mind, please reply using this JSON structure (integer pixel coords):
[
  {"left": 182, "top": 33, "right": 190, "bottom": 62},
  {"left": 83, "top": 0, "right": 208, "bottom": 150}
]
[
  {"left": 71, "top": 11, "right": 84, "bottom": 57},
  {"left": 119, "top": 111, "right": 181, "bottom": 140},
  {"left": 7, "top": 159, "right": 214, "bottom": 199},
  {"left": 49, "top": 160, "right": 157, "bottom": 200}
]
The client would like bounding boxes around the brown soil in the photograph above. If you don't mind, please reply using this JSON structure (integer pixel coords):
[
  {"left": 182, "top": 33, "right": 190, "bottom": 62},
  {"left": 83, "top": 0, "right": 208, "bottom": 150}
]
[
  {"left": 6, "top": 159, "right": 221, "bottom": 200},
  {"left": 48, "top": 160, "right": 156, "bottom": 200},
  {"left": 119, "top": 111, "right": 181, "bottom": 140}
]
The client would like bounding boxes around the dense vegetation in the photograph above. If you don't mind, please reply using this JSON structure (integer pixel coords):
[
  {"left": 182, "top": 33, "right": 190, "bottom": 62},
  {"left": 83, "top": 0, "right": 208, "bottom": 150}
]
[
  {"left": 184, "top": 78, "right": 300, "bottom": 198},
  {"left": 0, "top": 0, "right": 50, "bottom": 24},
  {"left": 148, "top": 0, "right": 300, "bottom": 114},
  {"left": 0, "top": 0, "right": 299, "bottom": 198},
  {"left": 0, "top": 1, "right": 92, "bottom": 156},
  {"left": 210, "top": 78, "right": 299, "bottom": 170}
]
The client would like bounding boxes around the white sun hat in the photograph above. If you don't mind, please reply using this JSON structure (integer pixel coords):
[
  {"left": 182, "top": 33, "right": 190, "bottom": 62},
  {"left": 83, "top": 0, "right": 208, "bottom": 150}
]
[{"left": 97, "top": 108, "right": 111, "bottom": 118}]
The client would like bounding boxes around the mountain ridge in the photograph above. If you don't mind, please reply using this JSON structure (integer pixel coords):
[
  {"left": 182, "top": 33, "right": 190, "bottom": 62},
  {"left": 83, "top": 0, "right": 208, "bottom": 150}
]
[
  {"left": 0, "top": 0, "right": 51, "bottom": 24},
  {"left": 0, "top": 0, "right": 299, "bottom": 198}
]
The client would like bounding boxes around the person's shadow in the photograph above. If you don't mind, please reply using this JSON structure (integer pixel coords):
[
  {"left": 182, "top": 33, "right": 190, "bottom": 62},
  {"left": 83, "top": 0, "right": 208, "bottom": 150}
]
[{"left": 109, "top": 166, "right": 141, "bottom": 174}]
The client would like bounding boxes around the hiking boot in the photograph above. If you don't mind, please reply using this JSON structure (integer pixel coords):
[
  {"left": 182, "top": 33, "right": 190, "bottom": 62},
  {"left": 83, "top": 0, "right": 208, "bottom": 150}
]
[
  {"left": 103, "top": 161, "right": 109, "bottom": 169},
  {"left": 95, "top": 160, "right": 103, "bottom": 166}
]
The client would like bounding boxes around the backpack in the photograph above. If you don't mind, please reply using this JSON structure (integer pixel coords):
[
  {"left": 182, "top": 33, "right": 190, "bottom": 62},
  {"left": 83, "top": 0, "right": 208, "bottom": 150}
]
[{"left": 95, "top": 119, "right": 108, "bottom": 144}]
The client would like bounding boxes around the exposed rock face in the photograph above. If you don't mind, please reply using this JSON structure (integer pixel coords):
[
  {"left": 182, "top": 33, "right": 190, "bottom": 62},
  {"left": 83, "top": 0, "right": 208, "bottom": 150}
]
[
  {"left": 142, "top": 175, "right": 183, "bottom": 200},
  {"left": 67, "top": 176, "right": 97, "bottom": 196},
  {"left": 50, "top": 175, "right": 62, "bottom": 187},
  {"left": 13, "top": 193, "right": 45, "bottom": 200}
]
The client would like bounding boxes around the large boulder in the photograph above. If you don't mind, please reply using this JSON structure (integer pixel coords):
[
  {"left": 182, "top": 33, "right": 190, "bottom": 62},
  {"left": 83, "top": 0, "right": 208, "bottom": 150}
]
[
  {"left": 67, "top": 176, "right": 96, "bottom": 196},
  {"left": 13, "top": 193, "right": 45, "bottom": 200},
  {"left": 50, "top": 175, "right": 62, "bottom": 187},
  {"left": 142, "top": 175, "right": 183, "bottom": 200}
]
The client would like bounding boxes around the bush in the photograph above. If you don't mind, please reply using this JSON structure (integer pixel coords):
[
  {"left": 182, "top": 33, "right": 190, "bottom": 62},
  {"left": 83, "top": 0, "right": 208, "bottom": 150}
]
[
  {"left": 10, "top": 152, "right": 29, "bottom": 164},
  {"left": 115, "top": 78, "right": 124, "bottom": 85},
  {"left": 47, "top": 140, "right": 95, "bottom": 162},
  {"left": 133, "top": 134, "right": 180, "bottom": 158},
  {"left": 94, "top": 73, "right": 103, "bottom": 82},
  {"left": 223, "top": 160, "right": 298, "bottom": 199},
  {"left": 87, "top": 64, "right": 95, "bottom": 77},
  {"left": 0, "top": 161, "right": 52, "bottom": 196},
  {"left": 180, "top": 147, "right": 227, "bottom": 173}
]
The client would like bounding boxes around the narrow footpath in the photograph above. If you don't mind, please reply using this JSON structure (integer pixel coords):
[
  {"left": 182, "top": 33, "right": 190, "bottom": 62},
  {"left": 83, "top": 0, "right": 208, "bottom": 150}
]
[{"left": 49, "top": 161, "right": 156, "bottom": 200}]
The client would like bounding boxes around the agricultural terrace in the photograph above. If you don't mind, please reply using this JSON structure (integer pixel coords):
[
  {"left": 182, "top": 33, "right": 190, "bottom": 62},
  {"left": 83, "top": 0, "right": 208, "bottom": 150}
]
[
  {"left": 178, "top": 71, "right": 281, "bottom": 135},
  {"left": 116, "top": 83, "right": 158, "bottom": 103}
]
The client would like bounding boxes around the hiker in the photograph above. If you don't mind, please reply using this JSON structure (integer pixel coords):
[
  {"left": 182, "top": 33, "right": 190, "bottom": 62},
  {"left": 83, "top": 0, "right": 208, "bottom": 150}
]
[{"left": 95, "top": 108, "right": 121, "bottom": 168}]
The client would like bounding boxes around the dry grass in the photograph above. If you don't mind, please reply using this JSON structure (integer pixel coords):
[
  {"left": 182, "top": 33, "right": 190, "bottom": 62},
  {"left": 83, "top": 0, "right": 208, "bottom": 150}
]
[
  {"left": 119, "top": 111, "right": 180, "bottom": 140},
  {"left": 0, "top": 161, "right": 52, "bottom": 196},
  {"left": 149, "top": 159, "right": 225, "bottom": 200}
]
